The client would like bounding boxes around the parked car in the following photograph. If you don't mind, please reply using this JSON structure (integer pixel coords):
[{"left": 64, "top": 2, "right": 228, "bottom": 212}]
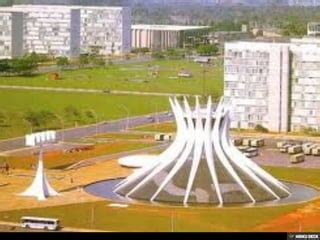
[
  {"left": 277, "top": 141, "right": 287, "bottom": 149},
  {"left": 237, "top": 146, "right": 250, "bottom": 152},
  {"left": 288, "top": 145, "right": 303, "bottom": 155},
  {"left": 250, "top": 139, "right": 265, "bottom": 148},
  {"left": 242, "top": 139, "right": 251, "bottom": 146},
  {"left": 312, "top": 146, "right": 320, "bottom": 156},
  {"left": 303, "top": 143, "right": 318, "bottom": 155},
  {"left": 244, "top": 148, "right": 258, "bottom": 158},
  {"left": 232, "top": 138, "right": 243, "bottom": 147},
  {"left": 290, "top": 154, "right": 305, "bottom": 164},
  {"left": 280, "top": 144, "right": 292, "bottom": 153}
]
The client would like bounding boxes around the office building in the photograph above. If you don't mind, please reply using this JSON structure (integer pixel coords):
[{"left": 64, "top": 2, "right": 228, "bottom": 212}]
[
  {"left": 80, "top": 6, "right": 131, "bottom": 55},
  {"left": 224, "top": 41, "right": 290, "bottom": 133},
  {"left": 0, "top": 5, "right": 131, "bottom": 58},
  {"left": 307, "top": 22, "right": 320, "bottom": 37},
  {"left": 131, "top": 24, "right": 209, "bottom": 50},
  {"left": 224, "top": 37, "right": 320, "bottom": 133},
  {"left": 12, "top": 5, "right": 81, "bottom": 57},
  {"left": 0, "top": 9, "right": 23, "bottom": 59}
]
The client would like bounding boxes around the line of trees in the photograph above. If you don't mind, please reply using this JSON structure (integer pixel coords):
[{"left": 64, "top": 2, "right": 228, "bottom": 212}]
[
  {"left": 22, "top": 105, "right": 100, "bottom": 132},
  {"left": 0, "top": 55, "right": 38, "bottom": 76}
]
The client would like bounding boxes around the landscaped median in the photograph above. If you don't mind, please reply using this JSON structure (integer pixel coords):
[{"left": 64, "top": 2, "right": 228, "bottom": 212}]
[{"left": 0, "top": 140, "right": 156, "bottom": 170}]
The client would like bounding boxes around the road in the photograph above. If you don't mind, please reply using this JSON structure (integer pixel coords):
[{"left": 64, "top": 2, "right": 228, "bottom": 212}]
[{"left": 0, "top": 112, "right": 174, "bottom": 152}]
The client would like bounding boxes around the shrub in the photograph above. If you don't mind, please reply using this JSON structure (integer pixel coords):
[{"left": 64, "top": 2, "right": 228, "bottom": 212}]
[{"left": 254, "top": 124, "right": 269, "bottom": 133}]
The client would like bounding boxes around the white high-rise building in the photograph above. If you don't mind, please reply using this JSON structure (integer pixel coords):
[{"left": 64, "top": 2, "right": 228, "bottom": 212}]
[
  {"left": 288, "top": 0, "right": 320, "bottom": 6},
  {"left": 224, "top": 41, "right": 290, "bottom": 133},
  {"left": 12, "top": 5, "right": 81, "bottom": 57},
  {"left": 80, "top": 6, "right": 131, "bottom": 55},
  {"left": 0, "top": 5, "right": 131, "bottom": 58},
  {"left": 0, "top": 9, "right": 23, "bottom": 59},
  {"left": 290, "top": 37, "right": 320, "bottom": 131},
  {"left": 224, "top": 37, "right": 320, "bottom": 133}
]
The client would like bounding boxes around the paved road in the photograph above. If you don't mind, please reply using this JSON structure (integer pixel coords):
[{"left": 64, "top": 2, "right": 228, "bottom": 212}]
[
  {"left": 0, "top": 85, "right": 195, "bottom": 97},
  {"left": 0, "top": 112, "right": 174, "bottom": 152}
]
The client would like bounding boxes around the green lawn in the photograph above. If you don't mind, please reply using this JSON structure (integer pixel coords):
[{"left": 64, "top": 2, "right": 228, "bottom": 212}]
[
  {"left": 0, "top": 89, "right": 169, "bottom": 140},
  {"left": 0, "top": 166, "right": 318, "bottom": 232},
  {"left": 0, "top": 59, "right": 224, "bottom": 96},
  {"left": 0, "top": 141, "right": 155, "bottom": 170},
  {"left": 132, "top": 122, "right": 177, "bottom": 133}
]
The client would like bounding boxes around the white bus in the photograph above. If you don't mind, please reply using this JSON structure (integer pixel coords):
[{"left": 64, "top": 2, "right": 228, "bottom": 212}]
[{"left": 21, "top": 216, "right": 60, "bottom": 231}]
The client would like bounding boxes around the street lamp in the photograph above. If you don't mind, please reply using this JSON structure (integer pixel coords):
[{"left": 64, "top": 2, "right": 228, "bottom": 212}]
[
  {"left": 118, "top": 104, "right": 130, "bottom": 130},
  {"left": 54, "top": 114, "right": 65, "bottom": 142},
  {"left": 201, "top": 63, "right": 208, "bottom": 97},
  {"left": 152, "top": 101, "right": 160, "bottom": 125},
  {"left": 23, "top": 119, "right": 33, "bottom": 134},
  {"left": 88, "top": 109, "right": 99, "bottom": 137}
]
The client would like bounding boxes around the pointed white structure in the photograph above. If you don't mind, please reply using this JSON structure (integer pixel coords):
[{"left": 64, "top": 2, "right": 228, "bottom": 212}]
[
  {"left": 114, "top": 97, "right": 291, "bottom": 206},
  {"left": 20, "top": 148, "right": 59, "bottom": 201}
]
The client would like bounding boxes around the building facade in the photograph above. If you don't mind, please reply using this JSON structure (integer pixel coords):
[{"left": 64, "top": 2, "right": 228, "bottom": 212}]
[
  {"left": 288, "top": 0, "right": 320, "bottom": 6},
  {"left": 80, "top": 7, "right": 131, "bottom": 55},
  {"left": 12, "top": 5, "right": 81, "bottom": 57},
  {"left": 0, "top": 5, "right": 131, "bottom": 58},
  {"left": 224, "top": 41, "right": 290, "bottom": 133},
  {"left": 307, "top": 22, "right": 320, "bottom": 37},
  {"left": 225, "top": 38, "right": 320, "bottom": 133},
  {"left": 290, "top": 37, "right": 320, "bottom": 131},
  {"left": 0, "top": 9, "right": 23, "bottom": 59},
  {"left": 131, "top": 25, "right": 209, "bottom": 50}
]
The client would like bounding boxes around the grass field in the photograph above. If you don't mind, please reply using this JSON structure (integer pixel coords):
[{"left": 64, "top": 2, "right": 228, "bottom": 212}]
[
  {"left": 0, "top": 141, "right": 155, "bottom": 170},
  {"left": 93, "top": 132, "right": 154, "bottom": 140},
  {"left": 0, "top": 166, "right": 318, "bottom": 232},
  {"left": 132, "top": 122, "right": 177, "bottom": 133},
  {"left": 0, "top": 59, "right": 224, "bottom": 96},
  {"left": 0, "top": 89, "right": 169, "bottom": 139}
]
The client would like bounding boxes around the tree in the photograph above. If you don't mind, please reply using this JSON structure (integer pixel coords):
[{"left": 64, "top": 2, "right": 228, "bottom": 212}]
[
  {"left": 91, "top": 55, "right": 106, "bottom": 68},
  {"left": 9, "top": 57, "right": 38, "bottom": 76},
  {"left": 56, "top": 56, "right": 70, "bottom": 69},
  {"left": 0, "top": 59, "right": 11, "bottom": 73},
  {"left": 64, "top": 105, "right": 82, "bottom": 123},
  {"left": 78, "top": 54, "right": 90, "bottom": 68},
  {"left": 254, "top": 124, "right": 269, "bottom": 133},
  {"left": 0, "top": 111, "right": 7, "bottom": 127},
  {"left": 24, "top": 111, "right": 42, "bottom": 129},
  {"left": 166, "top": 48, "right": 185, "bottom": 60},
  {"left": 24, "top": 110, "right": 55, "bottom": 130},
  {"left": 197, "top": 44, "right": 219, "bottom": 56},
  {"left": 151, "top": 51, "right": 165, "bottom": 60}
]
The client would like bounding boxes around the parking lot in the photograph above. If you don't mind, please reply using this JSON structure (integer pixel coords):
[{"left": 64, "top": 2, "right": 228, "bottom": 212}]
[{"left": 235, "top": 137, "right": 320, "bottom": 169}]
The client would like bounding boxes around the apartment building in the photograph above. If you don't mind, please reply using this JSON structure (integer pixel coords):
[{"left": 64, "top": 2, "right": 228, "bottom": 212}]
[
  {"left": 224, "top": 37, "right": 320, "bottom": 133},
  {"left": 0, "top": 5, "right": 131, "bottom": 58},
  {"left": 0, "top": 9, "right": 23, "bottom": 59}
]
